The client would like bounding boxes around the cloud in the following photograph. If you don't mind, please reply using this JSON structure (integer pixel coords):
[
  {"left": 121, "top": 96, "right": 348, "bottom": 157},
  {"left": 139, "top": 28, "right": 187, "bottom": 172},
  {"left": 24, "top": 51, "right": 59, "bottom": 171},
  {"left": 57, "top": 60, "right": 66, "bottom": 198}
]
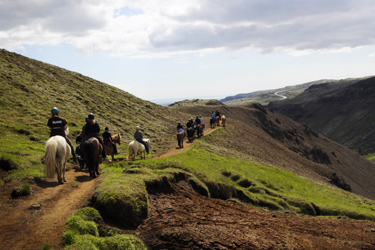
[{"left": 1, "top": 0, "right": 375, "bottom": 56}]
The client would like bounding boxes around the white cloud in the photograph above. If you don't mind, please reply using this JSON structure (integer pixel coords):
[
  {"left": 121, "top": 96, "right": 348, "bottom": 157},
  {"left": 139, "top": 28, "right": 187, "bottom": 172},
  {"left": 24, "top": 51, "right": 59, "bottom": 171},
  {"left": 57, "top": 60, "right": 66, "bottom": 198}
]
[{"left": 1, "top": 0, "right": 375, "bottom": 57}]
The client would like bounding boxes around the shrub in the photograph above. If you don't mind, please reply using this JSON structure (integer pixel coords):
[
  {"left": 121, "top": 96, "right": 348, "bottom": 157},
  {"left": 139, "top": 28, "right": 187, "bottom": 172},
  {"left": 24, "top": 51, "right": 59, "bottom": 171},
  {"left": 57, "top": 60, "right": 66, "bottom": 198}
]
[
  {"left": 11, "top": 183, "right": 31, "bottom": 198},
  {"left": 93, "top": 189, "right": 148, "bottom": 228}
]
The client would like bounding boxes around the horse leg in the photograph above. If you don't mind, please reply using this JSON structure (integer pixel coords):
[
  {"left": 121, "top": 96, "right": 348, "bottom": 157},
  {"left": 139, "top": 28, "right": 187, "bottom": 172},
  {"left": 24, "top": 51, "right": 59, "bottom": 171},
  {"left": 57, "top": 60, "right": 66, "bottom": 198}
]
[
  {"left": 56, "top": 162, "right": 63, "bottom": 184},
  {"left": 62, "top": 161, "right": 67, "bottom": 182},
  {"left": 96, "top": 159, "right": 100, "bottom": 176}
]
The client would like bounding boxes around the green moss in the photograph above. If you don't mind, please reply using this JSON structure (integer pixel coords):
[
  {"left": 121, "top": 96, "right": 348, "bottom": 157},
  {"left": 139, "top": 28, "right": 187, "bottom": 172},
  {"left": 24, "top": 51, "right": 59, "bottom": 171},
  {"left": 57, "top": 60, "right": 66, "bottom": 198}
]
[
  {"left": 73, "top": 207, "right": 102, "bottom": 223},
  {"left": 65, "top": 216, "right": 99, "bottom": 236},
  {"left": 93, "top": 181, "right": 148, "bottom": 228},
  {"left": 63, "top": 207, "right": 146, "bottom": 250}
]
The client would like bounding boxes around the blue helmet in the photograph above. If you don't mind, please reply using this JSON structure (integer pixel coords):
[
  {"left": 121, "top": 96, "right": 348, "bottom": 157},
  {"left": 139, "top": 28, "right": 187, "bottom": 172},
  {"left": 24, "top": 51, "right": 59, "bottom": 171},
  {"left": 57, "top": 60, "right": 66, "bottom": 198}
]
[{"left": 51, "top": 107, "right": 59, "bottom": 115}]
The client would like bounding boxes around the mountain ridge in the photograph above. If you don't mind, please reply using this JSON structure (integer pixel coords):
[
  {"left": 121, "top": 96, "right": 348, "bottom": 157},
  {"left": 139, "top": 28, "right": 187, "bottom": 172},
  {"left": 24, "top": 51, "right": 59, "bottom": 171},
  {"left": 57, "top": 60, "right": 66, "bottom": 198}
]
[{"left": 268, "top": 75, "right": 375, "bottom": 155}]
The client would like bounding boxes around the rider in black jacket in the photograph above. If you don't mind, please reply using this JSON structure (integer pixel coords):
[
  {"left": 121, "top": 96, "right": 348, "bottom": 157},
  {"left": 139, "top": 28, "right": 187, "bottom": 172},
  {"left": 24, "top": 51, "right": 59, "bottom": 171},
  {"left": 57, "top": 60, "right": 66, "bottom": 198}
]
[
  {"left": 84, "top": 113, "right": 107, "bottom": 159},
  {"left": 47, "top": 107, "right": 77, "bottom": 163}
]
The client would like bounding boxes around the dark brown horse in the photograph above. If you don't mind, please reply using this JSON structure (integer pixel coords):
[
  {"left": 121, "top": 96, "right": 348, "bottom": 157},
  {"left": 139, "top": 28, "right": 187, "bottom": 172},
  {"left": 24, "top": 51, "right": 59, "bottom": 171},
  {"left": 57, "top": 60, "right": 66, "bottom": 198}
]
[
  {"left": 196, "top": 124, "right": 203, "bottom": 138},
  {"left": 83, "top": 137, "right": 102, "bottom": 178},
  {"left": 104, "top": 134, "right": 121, "bottom": 162},
  {"left": 210, "top": 117, "right": 216, "bottom": 128},
  {"left": 177, "top": 132, "right": 184, "bottom": 148}
]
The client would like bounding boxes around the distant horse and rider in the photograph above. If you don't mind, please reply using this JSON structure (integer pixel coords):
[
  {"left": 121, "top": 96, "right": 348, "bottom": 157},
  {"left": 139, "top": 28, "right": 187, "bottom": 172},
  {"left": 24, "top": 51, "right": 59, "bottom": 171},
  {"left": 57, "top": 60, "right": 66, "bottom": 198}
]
[
  {"left": 128, "top": 126, "right": 150, "bottom": 161},
  {"left": 103, "top": 127, "right": 121, "bottom": 162},
  {"left": 176, "top": 122, "right": 185, "bottom": 149},
  {"left": 128, "top": 138, "right": 150, "bottom": 161}
]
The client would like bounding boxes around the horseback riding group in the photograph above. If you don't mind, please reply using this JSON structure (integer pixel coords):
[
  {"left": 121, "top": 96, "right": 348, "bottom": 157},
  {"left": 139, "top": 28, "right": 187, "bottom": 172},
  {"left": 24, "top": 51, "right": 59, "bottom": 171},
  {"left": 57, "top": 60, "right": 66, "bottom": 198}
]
[
  {"left": 176, "top": 110, "right": 227, "bottom": 149},
  {"left": 210, "top": 109, "right": 226, "bottom": 128},
  {"left": 44, "top": 107, "right": 149, "bottom": 183}
]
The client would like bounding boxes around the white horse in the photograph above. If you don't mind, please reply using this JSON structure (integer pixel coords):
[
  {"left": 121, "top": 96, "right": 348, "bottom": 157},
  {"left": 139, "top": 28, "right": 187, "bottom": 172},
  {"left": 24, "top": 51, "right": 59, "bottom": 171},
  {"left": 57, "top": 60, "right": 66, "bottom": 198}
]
[
  {"left": 44, "top": 135, "right": 71, "bottom": 184},
  {"left": 127, "top": 139, "right": 150, "bottom": 161}
]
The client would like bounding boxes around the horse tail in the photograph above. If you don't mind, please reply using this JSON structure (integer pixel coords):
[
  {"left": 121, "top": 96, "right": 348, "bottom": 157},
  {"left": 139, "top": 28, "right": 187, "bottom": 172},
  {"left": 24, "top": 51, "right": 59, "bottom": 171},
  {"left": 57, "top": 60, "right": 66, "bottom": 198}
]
[
  {"left": 45, "top": 138, "right": 57, "bottom": 178},
  {"left": 127, "top": 143, "right": 133, "bottom": 161},
  {"left": 84, "top": 140, "right": 95, "bottom": 170}
]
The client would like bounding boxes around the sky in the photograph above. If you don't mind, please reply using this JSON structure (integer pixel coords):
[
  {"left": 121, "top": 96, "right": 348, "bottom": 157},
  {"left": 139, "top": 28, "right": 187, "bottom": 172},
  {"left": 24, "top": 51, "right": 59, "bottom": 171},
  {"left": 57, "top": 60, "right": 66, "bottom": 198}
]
[{"left": 1, "top": 0, "right": 375, "bottom": 104}]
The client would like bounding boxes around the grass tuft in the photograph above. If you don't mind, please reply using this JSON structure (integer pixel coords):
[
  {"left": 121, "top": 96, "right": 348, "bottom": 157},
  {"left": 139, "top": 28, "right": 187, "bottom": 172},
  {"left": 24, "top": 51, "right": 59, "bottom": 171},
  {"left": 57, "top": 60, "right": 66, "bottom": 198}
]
[{"left": 63, "top": 207, "right": 146, "bottom": 250}]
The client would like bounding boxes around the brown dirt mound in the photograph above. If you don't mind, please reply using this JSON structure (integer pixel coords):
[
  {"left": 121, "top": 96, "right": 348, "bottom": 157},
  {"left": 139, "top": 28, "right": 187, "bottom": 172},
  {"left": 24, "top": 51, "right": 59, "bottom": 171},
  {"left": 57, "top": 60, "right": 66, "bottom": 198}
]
[{"left": 136, "top": 181, "right": 375, "bottom": 250}]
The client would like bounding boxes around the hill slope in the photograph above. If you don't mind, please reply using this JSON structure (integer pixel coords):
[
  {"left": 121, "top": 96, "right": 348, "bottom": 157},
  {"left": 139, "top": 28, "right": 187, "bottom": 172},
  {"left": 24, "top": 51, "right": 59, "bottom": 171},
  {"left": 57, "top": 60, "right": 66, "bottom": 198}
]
[
  {"left": 268, "top": 76, "right": 375, "bottom": 154},
  {"left": 173, "top": 103, "right": 375, "bottom": 200},
  {"left": 0, "top": 49, "right": 195, "bottom": 157}
]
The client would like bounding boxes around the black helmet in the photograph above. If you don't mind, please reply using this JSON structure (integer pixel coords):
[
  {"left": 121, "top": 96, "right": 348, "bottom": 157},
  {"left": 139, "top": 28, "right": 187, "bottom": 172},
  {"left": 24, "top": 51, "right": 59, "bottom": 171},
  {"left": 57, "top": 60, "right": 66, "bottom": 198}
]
[
  {"left": 105, "top": 127, "right": 109, "bottom": 131},
  {"left": 88, "top": 113, "right": 94, "bottom": 119},
  {"left": 51, "top": 107, "right": 59, "bottom": 115}
]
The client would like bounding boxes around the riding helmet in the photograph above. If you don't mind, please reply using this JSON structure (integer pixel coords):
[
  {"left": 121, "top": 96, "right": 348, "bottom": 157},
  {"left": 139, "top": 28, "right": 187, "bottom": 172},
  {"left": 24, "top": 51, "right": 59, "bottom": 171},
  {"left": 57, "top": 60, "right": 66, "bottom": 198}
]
[
  {"left": 51, "top": 107, "right": 59, "bottom": 115},
  {"left": 88, "top": 113, "right": 94, "bottom": 119}
]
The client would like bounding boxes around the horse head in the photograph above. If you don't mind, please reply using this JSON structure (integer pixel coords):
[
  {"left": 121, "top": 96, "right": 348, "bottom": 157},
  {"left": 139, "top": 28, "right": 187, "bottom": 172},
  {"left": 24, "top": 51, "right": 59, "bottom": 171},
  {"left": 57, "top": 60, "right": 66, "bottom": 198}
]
[{"left": 114, "top": 134, "right": 121, "bottom": 144}]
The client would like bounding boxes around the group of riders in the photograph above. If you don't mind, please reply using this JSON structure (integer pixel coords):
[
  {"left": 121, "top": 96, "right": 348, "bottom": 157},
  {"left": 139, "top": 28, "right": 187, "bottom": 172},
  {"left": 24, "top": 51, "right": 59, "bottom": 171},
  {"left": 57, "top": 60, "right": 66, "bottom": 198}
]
[
  {"left": 47, "top": 106, "right": 222, "bottom": 163},
  {"left": 47, "top": 107, "right": 149, "bottom": 163},
  {"left": 176, "top": 110, "right": 223, "bottom": 139}
]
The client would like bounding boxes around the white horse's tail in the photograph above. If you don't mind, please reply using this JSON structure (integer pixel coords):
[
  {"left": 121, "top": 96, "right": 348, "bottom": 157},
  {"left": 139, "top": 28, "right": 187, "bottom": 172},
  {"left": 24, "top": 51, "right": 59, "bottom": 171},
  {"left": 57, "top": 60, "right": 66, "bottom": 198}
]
[
  {"left": 127, "top": 142, "right": 133, "bottom": 161},
  {"left": 45, "top": 138, "right": 57, "bottom": 178}
]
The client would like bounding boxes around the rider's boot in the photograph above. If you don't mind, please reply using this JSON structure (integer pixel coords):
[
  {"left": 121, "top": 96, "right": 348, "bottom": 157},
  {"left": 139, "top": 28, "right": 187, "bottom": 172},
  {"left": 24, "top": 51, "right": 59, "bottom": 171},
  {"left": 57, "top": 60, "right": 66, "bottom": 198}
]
[{"left": 102, "top": 147, "right": 108, "bottom": 160}]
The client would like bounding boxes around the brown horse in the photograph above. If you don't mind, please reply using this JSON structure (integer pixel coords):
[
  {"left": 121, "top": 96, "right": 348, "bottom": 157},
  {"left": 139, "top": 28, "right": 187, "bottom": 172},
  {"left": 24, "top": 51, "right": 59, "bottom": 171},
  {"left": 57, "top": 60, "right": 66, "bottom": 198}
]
[
  {"left": 104, "top": 134, "right": 121, "bottom": 162},
  {"left": 196, "top": 124, "right": 203, "bottom": 138},
  {"left": 221, "top": 115, "right": 227, "bottom": 128},
  {"left": 177, "top": 132, "right": 184, "bottom": 148},
  {"left": 83, "top": 137, "right": 102, "bottom": 178},
  {"left": 210, "top": 117, "right": 216, "bottom": 128},
  {"left": 216, "top": 115, "right": 221, "bottom": 126}
]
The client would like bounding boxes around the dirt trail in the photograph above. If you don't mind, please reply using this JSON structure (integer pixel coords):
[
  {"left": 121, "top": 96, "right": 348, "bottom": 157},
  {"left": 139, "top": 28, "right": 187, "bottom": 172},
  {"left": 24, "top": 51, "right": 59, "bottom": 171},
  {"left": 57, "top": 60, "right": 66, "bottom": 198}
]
[{"left": 0, "top": 166, "right": 98, "bottom": 250}]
